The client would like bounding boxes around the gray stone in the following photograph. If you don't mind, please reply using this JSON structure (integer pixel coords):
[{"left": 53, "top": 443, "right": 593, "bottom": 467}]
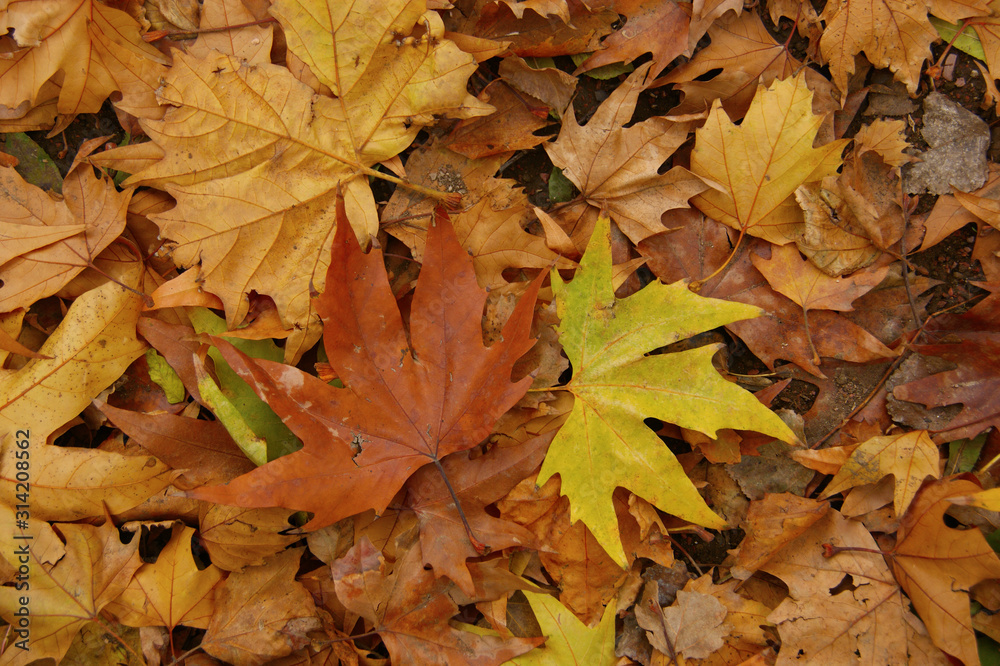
[{"left": 904, "top": 92, "right": 989, "bottom": 195}]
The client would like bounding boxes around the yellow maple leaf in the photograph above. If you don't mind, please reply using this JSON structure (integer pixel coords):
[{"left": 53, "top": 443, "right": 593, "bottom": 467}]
[
  {"left": 822, "top": 431, "right": 940, "bottom": 517},
  {"left": 0, "top": 0, "right": 167, "bottom": 131},
  {"left": 100, "top": 0, "right": 490, "bottom": 362},
  {"left": 690, "top": 73, "right": 847, "bottom": 247}
]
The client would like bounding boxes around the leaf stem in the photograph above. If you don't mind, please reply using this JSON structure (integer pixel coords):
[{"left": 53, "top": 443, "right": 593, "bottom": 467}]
[
  {"left": 431, "top": 457, "right": 490, "bottom": 555},
  {"left": 802, "top": 306, "right": 820, "bottom": 367},
  {"left": 689, "top": 225, "right": 746, "bottom": 292},
  {"left": 822, "top": 543, "right": 891, "bottom": 558}
]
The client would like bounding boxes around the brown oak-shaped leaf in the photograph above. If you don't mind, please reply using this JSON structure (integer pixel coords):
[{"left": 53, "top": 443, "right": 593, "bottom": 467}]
[
  {"left": 201, "top": 548, "right": 320, "bottom": 665},
  {"left": 404, "top": 432, "right": 554, "bottom": 596},
  {"left": 188, "top": 203, "right": 542, "bottom": 532},
  {"left": 640, "top": 226, "right": 894, "bottom": 376},
  {"left": 657, "top": 12, "right": 803, "bottom": 120},
  {"left": 544, "top": 62, "right": 709, "bottom": 244},
  {"left": 751, "top": 243, "right": 889, "bottom": 365},
  {"left": 889, "top": 477, "right": 1000, "bottom": 665},
  {"left": 0, "top": 519, "right": 142, "bottom": 666},
  {"left": 331, "top": 536, "right": 541, "bottom": 666}
]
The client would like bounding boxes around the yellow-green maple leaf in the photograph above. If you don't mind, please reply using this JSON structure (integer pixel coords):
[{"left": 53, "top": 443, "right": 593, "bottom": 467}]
[
  {"left": 539, "top": 214, "right": 796, "bottom": 566},
  {"left": 510, "top": 591, "right": 617, "bottom": 665}
]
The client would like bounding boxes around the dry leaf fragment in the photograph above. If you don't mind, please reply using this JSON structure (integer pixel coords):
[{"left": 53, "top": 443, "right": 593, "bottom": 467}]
[
  {"left": 201, "top": 548, "right": 321, "bottom": 665},
  {"left": 854, "top": 118, "right": 913, "bottom": 169},
  {"left": 0, "top": 0, "right": 168, "bottom": 128},
  {"left": 105, "top": 523, "right": 225, "bottom": 631},
  {"left": 510, "top": 591, "right": 617, "bottom": 666},
  {"left": 636, "top": 584, "right": 729, "bottom": 660},
  {"left": 690, "top": 73, "right": 848, "bottom": 246},
  {"left": 819, "top": 0, "right": 938, "bottom": 97},
  {"left": 762, "top": 509, "right": 937, "bottom": 664}
]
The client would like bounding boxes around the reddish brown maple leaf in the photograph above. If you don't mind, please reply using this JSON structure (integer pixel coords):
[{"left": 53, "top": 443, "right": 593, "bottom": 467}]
[
  {"left": 332, "top": 535, "right": 542, "bottom": 666},
  {"left": 188, "top": 202, "right": 542, "bottom": 531},
  {"left": 403, "top": 432, "right": 553, "bottom": 596}
]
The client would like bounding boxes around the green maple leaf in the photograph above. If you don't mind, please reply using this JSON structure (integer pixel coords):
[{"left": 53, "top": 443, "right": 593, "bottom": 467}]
[{"left": 539, "top": 213, "right": 797, "bottom": 566}]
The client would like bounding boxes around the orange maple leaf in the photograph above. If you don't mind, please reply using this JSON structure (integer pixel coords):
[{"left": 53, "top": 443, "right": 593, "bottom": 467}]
[{"left": 188, "top": 201, "right": 543, "bottom": 534}]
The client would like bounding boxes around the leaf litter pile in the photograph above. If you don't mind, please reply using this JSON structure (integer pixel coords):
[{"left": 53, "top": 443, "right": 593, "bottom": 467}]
[{"left": 6, "top": 0, "right": 1000, "bottom": 663}]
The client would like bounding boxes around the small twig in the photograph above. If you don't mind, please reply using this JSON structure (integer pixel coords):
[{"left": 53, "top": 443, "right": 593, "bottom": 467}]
[
  {"left": 144, "top": 17, "right": 277, "bottom": 42},
  {"left": 666, "top": 534, "right": 705, "bottom": 577}
]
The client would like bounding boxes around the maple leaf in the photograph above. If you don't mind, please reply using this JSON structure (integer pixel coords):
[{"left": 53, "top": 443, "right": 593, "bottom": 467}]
[
  {"left": 331, "top": 535, "right": 541, "bottom": 665},
  {"left": 690, "top": 73, "right": 848, "bottom": 247},
  {"left": 188, "top": 203, "right": 542, "bottom": 534},
  {"left": 888, "top": 477, "right": 1000, "bottom": 666},
  {"left": 822, "top": 431, "right": 940, "bottom": 516},
  {"left": 0, "top": 0, "right": 167, "bottom": 130},
  {"left": 510, "top": 591, "right": 617, "bottom": 665},
  {"left": 0, "top": 519, "right": 143, "bottom": 666},
  {"left": 105, "top": 524, "right": 225, "bottom": 631},
  {"left": 544, "top": 62, "right": 710, "bottom": 244},
  {"left": 97, "top": 0, "right": 490, "bottom": 361},
  {"left": 538, "top": 213, "right": 796, "bottom": 566}
]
